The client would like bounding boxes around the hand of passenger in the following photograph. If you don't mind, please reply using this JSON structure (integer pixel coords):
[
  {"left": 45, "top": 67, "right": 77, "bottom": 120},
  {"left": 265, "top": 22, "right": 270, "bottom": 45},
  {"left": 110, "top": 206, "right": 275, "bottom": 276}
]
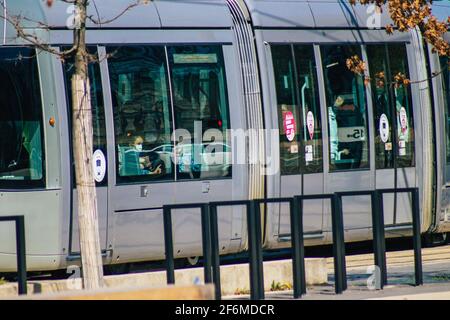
[{"left": 149, "top": 164, "right": 162, "bottom": 175}]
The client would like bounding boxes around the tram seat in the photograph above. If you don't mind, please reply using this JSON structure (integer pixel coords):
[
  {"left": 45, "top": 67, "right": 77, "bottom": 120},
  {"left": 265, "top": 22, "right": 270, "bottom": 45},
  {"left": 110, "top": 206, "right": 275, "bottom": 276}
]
[{"left": 118, "top": 146, "right": 144, "bottom": 176}]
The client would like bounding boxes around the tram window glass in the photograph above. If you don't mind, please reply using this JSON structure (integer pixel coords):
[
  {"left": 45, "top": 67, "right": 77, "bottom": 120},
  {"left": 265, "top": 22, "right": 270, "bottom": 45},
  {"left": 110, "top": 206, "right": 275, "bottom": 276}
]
[
  {"left": 0, "top": 48, "right": 45, "bottom": 187},
  {"left": 271, "top": 44, "right": 323, "bottom": 175},
  {"left": 441, "top": 56, "right": 450, "bottom": 164},
  {"left": 294, "top": 45, "right": 323, "bottom": 173},
  {"left": 367, "top": 44, "right": 415, "bottom": 169},
  {"left": 168, "top": 45, "right": 231, "bottom": 180},
  {"left": 321, "top": 45, "right": 369, "bottom": 171},
  {"left": 271, "top": 45, "right": 301, "bottom": 175},
  {"left": 367, "top": 45, "right": 394, "bottom": 169},
  {"left": 107, "top": 46, "right": 174, "bottom": 183},
  {"left": 388, "top": 44, "right": 415, "bottom": 167},
  {"left": 63, "top": 47, "right": 108, "bottom": 185}
]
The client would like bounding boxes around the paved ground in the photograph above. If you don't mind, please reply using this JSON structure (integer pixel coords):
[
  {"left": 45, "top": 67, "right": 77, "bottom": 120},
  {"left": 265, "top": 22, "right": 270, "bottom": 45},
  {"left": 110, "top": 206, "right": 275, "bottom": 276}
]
[{"left": 226, "top": 245, "right": 450, "bottom": 300}]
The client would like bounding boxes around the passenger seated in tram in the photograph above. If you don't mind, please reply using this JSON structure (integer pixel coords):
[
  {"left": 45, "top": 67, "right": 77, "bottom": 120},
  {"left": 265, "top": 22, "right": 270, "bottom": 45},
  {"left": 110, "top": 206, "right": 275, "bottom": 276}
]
[
  {"left": 130, "top": 135, "right": 165, "bottom": 175},
  {"left": 118, "top": 134, "right": 165, "bottom": 177}
]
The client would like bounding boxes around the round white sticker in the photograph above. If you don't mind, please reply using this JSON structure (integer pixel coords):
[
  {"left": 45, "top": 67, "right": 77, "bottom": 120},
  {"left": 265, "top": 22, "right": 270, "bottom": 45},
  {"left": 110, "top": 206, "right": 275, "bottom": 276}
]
[
  {"left": 307, "top": 111, "right": 315, "bottom": 140},
  {"left": 399, "top": 107, "right": 408, "bottom": 133},
  {"left": 379, "top": 113, "right": 389, "bottom": 143},
  {"left": 92, "top": 149, "right": 106, "bottom": 183}
]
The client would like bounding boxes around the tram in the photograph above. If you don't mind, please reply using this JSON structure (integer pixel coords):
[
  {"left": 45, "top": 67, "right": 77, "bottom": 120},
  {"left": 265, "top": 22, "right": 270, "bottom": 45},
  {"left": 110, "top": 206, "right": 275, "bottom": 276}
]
[{"left": 0, "top": 0, "right": 448, "bottom": 272}]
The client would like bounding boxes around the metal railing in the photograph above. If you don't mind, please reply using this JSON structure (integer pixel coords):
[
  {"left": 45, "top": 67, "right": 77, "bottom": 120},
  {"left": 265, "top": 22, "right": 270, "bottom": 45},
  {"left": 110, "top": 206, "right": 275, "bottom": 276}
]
[
  {"left": 163, "top": 203, "right": 213, "bottom": 285},
  {"left": 0, "top": 216, "right": 27, "bottom": 295},
  {"left": 160, "top": 187, "right": 422, "bottom": 300}
]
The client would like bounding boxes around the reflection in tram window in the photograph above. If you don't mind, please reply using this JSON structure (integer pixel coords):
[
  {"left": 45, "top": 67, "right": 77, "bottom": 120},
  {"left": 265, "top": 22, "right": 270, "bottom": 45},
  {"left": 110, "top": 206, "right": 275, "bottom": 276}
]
[
  {"left": 168, "top": 46, "right": 231, "bottom": 180},
  {"left": 271, "top": 45, "right": 322, "bottom": 175},
  {"left": 441, "top": 56, "right": 450, "bottom": 164},
  {"left": 321, "top": 45, "right": 369, "bottom": 171},
  {"left": 63, "top": 47, "right": 108, "bottom": 185},
  {"left": 367, "top": 44, "right": 415, "bottom": 169},
  {"left": 107, "top": 46, "right": 174, "bottom": 182},
  {"left": 0, "top": 48, "right": 45, "bottom": 187},
  {"left": 389, "top": 45, "right": 415, "bottom": 167}
]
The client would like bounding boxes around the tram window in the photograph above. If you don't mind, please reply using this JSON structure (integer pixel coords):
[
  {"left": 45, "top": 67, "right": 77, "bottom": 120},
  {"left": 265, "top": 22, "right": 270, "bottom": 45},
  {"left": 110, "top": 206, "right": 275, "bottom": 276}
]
[
  {"left": 271, "top": 44, "right": 323, "bottom": 175},
  {"left": 441, "top": 56, "right": 450, "bottom": 164},
  {"left": 321, "top": 45, "right": 370, "bottom": 171},
  {"left": 294, "top": 45, "right": 323, "bottom": 173},
  {"left": 367, "top": 45, "right": 394, "bottom": 169},
  {"left": 389, "top": 44, "right": 415, "bottom": 167},
  {"left": 367, "top": 44, "right": 415, "bottom": 169},
  {"left": 168, "top": 45, "right": 231, "bottom": 180},
  {"left": 107, "top": 46, "right": 174, "bottom": 183},
  {"left": 272, "top": 45, "right": 300, "bottom": 175},
  {"left": 0, "top": 48, "right": 45, "bottom": 187},
  {"left": 63, "top": 47, "right": 108, "bottom": 185}
]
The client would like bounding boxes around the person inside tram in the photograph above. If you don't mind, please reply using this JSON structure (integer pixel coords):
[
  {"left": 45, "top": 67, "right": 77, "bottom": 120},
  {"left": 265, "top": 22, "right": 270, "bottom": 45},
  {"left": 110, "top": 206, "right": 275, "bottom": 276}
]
[
  {"left": 329, "top": 95, "right": 350, "bottom": 162},
  {"left": 130, "top": 135, "right": 164, "bottom": 175}
]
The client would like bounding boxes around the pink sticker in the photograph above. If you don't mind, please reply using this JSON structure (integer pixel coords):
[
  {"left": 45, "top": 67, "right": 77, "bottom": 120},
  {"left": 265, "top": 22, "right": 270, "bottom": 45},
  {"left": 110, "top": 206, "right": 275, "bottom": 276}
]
[
  {"left": 283, "top": 111, "right": 296, "bottom": 142},
  {"left": 307, "top": 111, "right": 315, "bottom": 140}
]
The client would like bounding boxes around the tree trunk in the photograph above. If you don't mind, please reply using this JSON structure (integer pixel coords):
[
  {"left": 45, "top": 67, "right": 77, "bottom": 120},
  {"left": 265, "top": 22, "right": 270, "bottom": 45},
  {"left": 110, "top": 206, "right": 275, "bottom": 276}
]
[{"left": 71, "top": 0, "right": 104, "bottom": 290}]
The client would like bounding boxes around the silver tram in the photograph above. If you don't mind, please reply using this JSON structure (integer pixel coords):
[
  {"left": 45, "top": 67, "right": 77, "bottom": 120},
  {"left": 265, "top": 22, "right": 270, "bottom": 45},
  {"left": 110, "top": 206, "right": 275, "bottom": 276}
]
[{"left": 0, "top": 0, "right": 448, "bottom": 272}]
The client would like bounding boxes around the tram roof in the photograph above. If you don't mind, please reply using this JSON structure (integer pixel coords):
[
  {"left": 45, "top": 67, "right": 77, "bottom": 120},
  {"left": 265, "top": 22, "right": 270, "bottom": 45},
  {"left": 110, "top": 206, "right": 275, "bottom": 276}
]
[
  {"left": 431, "top": 0, "right": 450, "bottom": 22},
  {"left": 243, "top": 0, "right": 395, "bottom": 29},
  {"left": 3, "top": 0, "right": 233, "bottom": 30}
]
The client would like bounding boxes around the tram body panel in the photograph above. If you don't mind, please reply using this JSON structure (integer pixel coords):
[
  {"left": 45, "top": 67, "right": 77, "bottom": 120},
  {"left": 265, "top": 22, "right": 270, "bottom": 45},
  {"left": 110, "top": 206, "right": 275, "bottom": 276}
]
[
  {"left": 252, "top": 31, "right": 281, "bottom": 249},
  {"left": 406, "top": 36, "right": 433, "bottom": 233}
]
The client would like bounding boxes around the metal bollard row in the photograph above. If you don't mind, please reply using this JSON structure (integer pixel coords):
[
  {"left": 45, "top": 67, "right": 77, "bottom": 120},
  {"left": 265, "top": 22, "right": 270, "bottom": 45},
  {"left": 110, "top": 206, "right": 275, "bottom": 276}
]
[{"left": 161, "top": 187, "right": 422, "bottom": 300}]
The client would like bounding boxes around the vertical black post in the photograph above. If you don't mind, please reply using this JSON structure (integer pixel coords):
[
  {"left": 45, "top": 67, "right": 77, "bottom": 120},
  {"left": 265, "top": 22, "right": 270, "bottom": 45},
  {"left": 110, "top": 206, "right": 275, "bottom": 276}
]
[
  {"left": 209, "top": 204, "right": 221, "bottom": 300},
  {"left": 331, "top": 194, "right": 347, "bottom": 294},
  {"left": 371, "top": 190, "right": 387, "bottom": 288},
  {"left": 248, "top": 200, "right": 264, "bottom": 300},
  {"left": 411, "top": 188, "right": 423, "bottom": 286},
  {"left": 15, "top": 216, "right": 27, "bottom": 295},
  {"left": 254, "top": 201, "right": 264, "bottom": 299},
  {"left": 290, "top": 196, "right": 306, "bottom": 298},
  {"left": 201, "top": 204, "right": 212, "bottom": 284},
  {"left": 163, "top": 206, "right": 175, "bottom": 284}
]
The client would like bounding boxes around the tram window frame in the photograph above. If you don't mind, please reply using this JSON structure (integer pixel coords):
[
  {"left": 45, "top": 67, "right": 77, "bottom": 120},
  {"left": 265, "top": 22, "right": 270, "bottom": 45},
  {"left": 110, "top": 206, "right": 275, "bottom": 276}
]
[
  {"left": 0, "top": 47, "right": 46, "bottom": 189},
  {"left": 441, "top": 56, "right": 450, "bottom": 165},
  {"left": 270, "top": 44, "right": 323, "bottom": 175},
  {"left": 367, "top": 43, "right": 415, "bottom": 169},
  {"left": 63, "top": 46, "right": 108, "bottom": 186},
  {"left": 167, "top": 45, "right": 232, "bottom": 181},
  {"left": 107, "top": 45, "right": 176, "bottom": 184},
  {"left": 320, "top": 44, "right": 370, "bottom": 172}
]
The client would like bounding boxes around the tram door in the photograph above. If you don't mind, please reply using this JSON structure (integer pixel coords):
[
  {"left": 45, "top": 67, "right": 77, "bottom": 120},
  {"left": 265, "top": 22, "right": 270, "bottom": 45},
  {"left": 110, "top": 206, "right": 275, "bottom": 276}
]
[
  {"left": 105, "top": 46, "right": 176, "bottom": 262},
  {"left": 271, "top": 44, "right": 324, "bottom": 238},
  {"left": 65, "top": 47, "right": 109, "bottom": 254},
  {"left": 366, "top": 44, "right": 416, "bottom": 226},
  {"left": 168, "top": 45, "right": 236, "bottom": 257},
  {"left": 321, "top": 44, "right": 374, "bottom": 235}
]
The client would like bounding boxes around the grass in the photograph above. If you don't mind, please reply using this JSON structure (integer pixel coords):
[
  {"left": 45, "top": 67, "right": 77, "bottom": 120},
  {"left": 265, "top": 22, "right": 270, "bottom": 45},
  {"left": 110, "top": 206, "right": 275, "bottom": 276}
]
[{"left": 270, "top": 280, "right": 292, "bottom": 291}]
